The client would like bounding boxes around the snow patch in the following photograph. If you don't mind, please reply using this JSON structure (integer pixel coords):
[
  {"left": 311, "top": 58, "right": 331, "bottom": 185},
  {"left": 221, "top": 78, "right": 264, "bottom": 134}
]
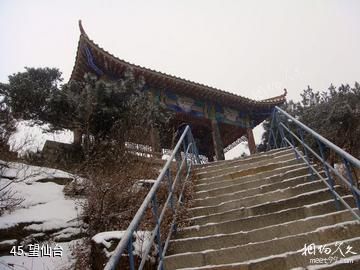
[
  {"left": 92, "top": 230, "right": 153, "bottom": 259},
  {"left": 0, "top": 239, "right": 17, "bottom": 245},
  {"left": 0, "top": 239, "right": 81, "bottom": 270},
  {"left": 0, "top": 161, "right": 83, "bottom": 231},
  {"left": 8, "top": 120, "right": 73, "bottom": 155}
]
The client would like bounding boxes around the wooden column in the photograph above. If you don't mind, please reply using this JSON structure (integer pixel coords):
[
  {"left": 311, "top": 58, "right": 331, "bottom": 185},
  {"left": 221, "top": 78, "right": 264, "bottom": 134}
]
[
  {"left": 246, "top": 128, "right": 256, "bottom": 155},
  {"left": 73, "top": 128, "right": 82, "bottom": 146},
  {"left": 150, "top": 126, "right": 161, "bottom": 153},
  {"left": 211, "top": 119, "right": 225, "bottom": 161}
]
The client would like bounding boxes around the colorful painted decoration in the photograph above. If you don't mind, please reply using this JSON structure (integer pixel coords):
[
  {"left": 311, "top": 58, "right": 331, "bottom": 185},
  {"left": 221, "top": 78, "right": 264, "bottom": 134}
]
[{"left": 154, "top": 89, "right": 255, "bottom": 128}]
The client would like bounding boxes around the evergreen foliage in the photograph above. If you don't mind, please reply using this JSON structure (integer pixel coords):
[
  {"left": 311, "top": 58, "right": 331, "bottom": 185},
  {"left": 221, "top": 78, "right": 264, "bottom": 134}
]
[
  {"left": 46, "top": 69, "right": 171, "bottom": 150},
  {"left": 1, "top": 67, "right": 63, "bottom": 121},
  {"left": 259, "top": 83, "right": 360, "bottom": 158},
  {"left": 0, "top": 85, "right": 14, "bottom": 149},
  {"left": 1, "top": 67, "right": 171, "bottom": 155}
]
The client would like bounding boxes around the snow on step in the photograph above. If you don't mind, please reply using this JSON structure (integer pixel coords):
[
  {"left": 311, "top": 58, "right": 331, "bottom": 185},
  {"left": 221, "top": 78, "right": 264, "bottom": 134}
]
[
  {"left": 165, "top": 149, "right": 359, "bottom": 270},
  {"left": 193, "top": 178, "right": 325, "bottom": 208},
  {"left": 194, "top": 173, "right": 319, "bottom": 203},
  {"left": 169, "top": 210, "right": 354, "bottom": 254},
  {"left": 196, "top": 151, "right": 297, "bottom": 179},
  {"left": 182, "top": 196, "right": 355, "bottom": 235},
  {"left": 195, "top": 164, "right": 311, "bottom": 195},
  {"left": 175, "top": 237, "right": 360, "bottom": 270},
  {"left": 164, "top": 221, "right": 360, "bottom": 269},
  {"left": 194, "top": 147, "right": 292, "bottom": 172},
  {"left": 189, "top": 187, "right": 341, "bottom": 217},
  {"left": 187, "top": 189, "right": 347, "bottom": 231},
  {"left": 195, "top": 158, "right": 302, "bottom": 185}
]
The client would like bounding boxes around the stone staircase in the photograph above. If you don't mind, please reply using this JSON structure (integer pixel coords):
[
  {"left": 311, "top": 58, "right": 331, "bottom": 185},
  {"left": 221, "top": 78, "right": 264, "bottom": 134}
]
[{"left": 164, "top": 147, "right": 360, "bottom": 270}]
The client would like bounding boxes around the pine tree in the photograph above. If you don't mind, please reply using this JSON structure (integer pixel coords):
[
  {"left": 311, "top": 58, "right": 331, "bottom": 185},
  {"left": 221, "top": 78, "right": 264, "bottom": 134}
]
[
  {"left": 2, "top": 67, "right": 62, "bottom": 121},
  {"left": 45, "top": 69, "right": 171, "bottom": 154},
  {"left": 258, "top": 83, "right": 360, "bottom": 159}
]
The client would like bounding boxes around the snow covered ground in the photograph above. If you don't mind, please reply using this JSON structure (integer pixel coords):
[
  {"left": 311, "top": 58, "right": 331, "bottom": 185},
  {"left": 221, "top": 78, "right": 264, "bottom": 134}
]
[
  {"left": 225, "top": 122, "right": 265, "bottom": 160},
  {"left": 0, "top": 240, "right": 81, "bottom": 270},
  {"left": 8, "top": 120, "right": 73, "bottom": 155},
  {"left": 0, "top": 161, "right": 83, "bottom": 269}
]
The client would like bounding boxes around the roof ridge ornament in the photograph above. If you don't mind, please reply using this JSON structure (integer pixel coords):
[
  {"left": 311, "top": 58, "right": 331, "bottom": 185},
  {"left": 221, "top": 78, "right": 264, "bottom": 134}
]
[{"left": 79, "top": 20, "right": 87, "bottom": 37}]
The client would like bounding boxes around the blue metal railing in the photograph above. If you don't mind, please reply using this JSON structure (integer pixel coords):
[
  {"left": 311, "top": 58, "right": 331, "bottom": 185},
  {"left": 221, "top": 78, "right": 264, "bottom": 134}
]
[
  {"left": 268, "top": 106, "right": 360, "bottom": 220},
  {"left": 104, "top": 125, "right": 201, "bottom": 270}
]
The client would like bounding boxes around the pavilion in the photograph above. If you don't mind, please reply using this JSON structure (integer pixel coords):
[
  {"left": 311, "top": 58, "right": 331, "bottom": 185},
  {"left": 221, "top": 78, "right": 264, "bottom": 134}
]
[{"left": 70, "top": 21, "right": 286, "bottom": 161}]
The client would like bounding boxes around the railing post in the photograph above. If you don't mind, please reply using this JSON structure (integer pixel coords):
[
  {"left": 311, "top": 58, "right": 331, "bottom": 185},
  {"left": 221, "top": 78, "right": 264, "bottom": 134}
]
[
  {"left": 342, "top": 158, "right": 360, "bottom": 210},
  {"left": 183, "top": 136, "right": 188, "bottom": 173},
  {"left": 166, "top": 169, "right": 174, "bottom": 213},
  {"left": 271, "top": 110, "right": 285, "bottom": 148},
  {"left": 190, "top": 131, "right": 200, "bottom": 164},
  {"left": 191, "top": 139, "right": 195, "bottom": 164},
  {"left": 176, "top": 157, "right": 181, "bottom": 172},
  {"left": 317, "top": 140, "right": 340, "bottom": 210},
  {"left": 175, "top": 147, "right": 181, "bottom": 172},
  {"left": 187, "top": 131, "right": 192, "bottom": 167},
  {"left": 267, "top": 108, "right": 278, "bottom": 150},
  {"left": 267, "top": 133, "right": 272, "bottom": 151},
  {"left": 281, "top": 119, "right": 299, "bottom": 159},
  {"left": 127, "top": 236, "right": 135, "bottom": 270},
  {"left": 151, "top": 194, "right": 163, "bottom": 269},
  {"left": 278, "top": 118, "right": 287, "bottom": 148},
  {"left": 298, "top": 128, "right": 314, "bottom": 179},
  {"left": 269, "top": 130, "right": 276, "bottom": 150}
]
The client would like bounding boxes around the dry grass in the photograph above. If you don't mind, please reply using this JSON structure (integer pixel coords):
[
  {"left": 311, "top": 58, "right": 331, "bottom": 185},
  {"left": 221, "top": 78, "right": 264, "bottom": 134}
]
[{"left": 67, "top": 132, "right": 199, "bottom": 269}]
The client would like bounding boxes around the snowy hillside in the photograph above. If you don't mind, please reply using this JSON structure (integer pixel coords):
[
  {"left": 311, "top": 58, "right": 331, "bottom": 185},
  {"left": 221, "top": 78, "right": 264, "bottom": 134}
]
[
  {"left": 0, "top": 161, "right": 84, "bottom": 269},
  {"left": 8, "top": 121, "right": 73, "bottom": 155}
]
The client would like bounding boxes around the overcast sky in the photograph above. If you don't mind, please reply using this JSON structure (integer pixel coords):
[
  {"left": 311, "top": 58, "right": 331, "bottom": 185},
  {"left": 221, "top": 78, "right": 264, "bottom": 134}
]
[
  {"left": 1, "top": 0, "right": 359, "bottom": 158},
  {"left": 1, "top": 0, "right": 359, "bottom": 102}
]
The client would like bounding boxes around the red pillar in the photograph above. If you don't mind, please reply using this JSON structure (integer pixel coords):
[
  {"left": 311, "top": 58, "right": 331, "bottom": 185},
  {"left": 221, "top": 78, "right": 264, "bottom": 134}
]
[
  {"left": 211, "top": 120, "right": 225, "bottom": 160},
  {"left": 73, "top": 128, "right": 82, "bottom": 145},
  {"left": 246, "top": 128, "right": 256, "bottom": 155}
]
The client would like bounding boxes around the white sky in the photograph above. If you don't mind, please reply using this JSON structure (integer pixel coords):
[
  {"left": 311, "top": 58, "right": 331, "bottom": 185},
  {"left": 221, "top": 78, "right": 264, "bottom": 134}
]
[
  {"left": 1, "top": 0, "right": 359, "bottom": 158},
  {"left": 1, "top": 0, "right": 359, "bottom": 102}
]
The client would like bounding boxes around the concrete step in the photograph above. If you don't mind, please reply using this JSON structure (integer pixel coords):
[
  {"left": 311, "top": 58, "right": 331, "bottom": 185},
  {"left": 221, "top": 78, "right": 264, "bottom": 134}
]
[
  {"left": 166, "top": 147, "right": 359, "bottom": 270},
  {"left": 169, "top": 210, "right": 354, "bottom": 254},
  {"left": 194, "top": 173, "right": 321, "bottom": 206},
  {"left": 196, "top": 151, "right": 298, "bottom": 179},
  {"left": 190, "top": 185, "right": 336, "bottom": 217},
  {"left": 195, "top": 158, "right": 304, "bottom": 185},
  {"left": 194, "top": 178, "right": 326, "bottom": 208},
  {"left": 195, "top": 164, "right": 311, "bottom": 194},
  {"left": 174, "top": 236, "right": 360, "bottom": 270},
  {"left": 180, "top": 195, "right": 353, "bottom": 238},
  {"left": 164, "top": 220, "right": 360, "bottom": 269},
  {"left": 194, "top": 147, "right": 292, "bottom": 171}
]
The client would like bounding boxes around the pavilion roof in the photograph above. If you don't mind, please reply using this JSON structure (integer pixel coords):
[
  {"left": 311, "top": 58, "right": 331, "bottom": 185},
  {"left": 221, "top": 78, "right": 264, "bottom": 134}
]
[{"left": 70, "top": 21, "right": 286, "bottom": 110}]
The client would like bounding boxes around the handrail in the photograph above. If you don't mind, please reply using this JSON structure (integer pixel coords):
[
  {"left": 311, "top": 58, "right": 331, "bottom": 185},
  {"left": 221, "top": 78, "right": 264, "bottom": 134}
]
[
  {"left": 268, "top": 106, "right": 360, "bottom": 220},
  {"left": 104, "top": 125, "right": 201, "bottom": 270},
  {"left": 274, "top": 106, "right": 360, "bottom": 168}
]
